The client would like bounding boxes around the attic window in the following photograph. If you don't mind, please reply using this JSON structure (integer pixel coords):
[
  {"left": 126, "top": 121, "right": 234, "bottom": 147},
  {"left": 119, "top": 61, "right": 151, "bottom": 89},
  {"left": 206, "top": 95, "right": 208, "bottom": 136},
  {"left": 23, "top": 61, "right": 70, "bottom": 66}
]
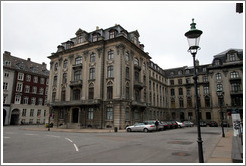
[
  {"left": 229, "top": 54, "right": 236, "bottom": 62},
  {"left": 133, "top": 36, "right": 138, "bottom": 44},
  {"left": 78, "top": 35, "right": 83, "bottom": 43},
  {"left": 214, "top": 59, "right": 221, "bottom": 66},
  {"left": 92, "top": 34, "right": 99, "bottom": 42}
]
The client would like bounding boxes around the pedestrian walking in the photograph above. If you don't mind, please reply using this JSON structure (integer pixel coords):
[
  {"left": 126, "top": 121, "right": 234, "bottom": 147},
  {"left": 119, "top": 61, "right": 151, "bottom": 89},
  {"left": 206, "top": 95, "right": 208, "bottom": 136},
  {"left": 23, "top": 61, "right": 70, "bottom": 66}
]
[{"left": 155, "top": 119, "right": 159, "bottom": 131}]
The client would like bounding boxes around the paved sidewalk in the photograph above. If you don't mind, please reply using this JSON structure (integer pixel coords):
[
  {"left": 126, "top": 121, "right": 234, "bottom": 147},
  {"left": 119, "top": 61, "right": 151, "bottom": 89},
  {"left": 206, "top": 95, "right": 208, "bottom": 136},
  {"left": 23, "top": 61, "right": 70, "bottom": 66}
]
[{"left": 206, "top": 129, "right": 233, "bottom": 163}]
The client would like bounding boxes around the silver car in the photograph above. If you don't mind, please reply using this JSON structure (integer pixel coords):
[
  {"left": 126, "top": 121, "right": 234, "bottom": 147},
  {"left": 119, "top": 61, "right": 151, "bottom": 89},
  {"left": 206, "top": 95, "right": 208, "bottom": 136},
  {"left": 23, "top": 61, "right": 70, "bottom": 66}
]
[
  {"left": 176, "top": 121, "right": 185, "bottom": 128},
  {"left": 126, "top": 122, "right": 156, "bottom": 132},
  {"left": 183, "top": 121, "right": 194, "bottom": 127}
]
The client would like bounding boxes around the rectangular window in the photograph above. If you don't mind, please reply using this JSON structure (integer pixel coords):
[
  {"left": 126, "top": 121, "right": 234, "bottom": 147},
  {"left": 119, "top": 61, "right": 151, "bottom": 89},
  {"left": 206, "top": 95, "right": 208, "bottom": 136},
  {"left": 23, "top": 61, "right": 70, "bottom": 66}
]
[
  {"left": 15, "top": 95, "right": 21, "bottom": 104},
  {"left": 37, "top": 109, "right": 41, "bottom": 117},
  {"left": 107, "top": 66, "right": 114, "bottom": 78},
  {"left": 204, "top": 86, "right": 209, "bottom": 95},
  {"left": 26, "top": 75, "right": 31, "bottom": 82},
  {"left": 23, "top": 97, "right": 29, "bottom": 104},
  {"left": 108, "top": 50, "right": 114, "bottom": 60},
  {"left": 89, "top": 87, "right": 94, "bottom": 99},
  {"left": 3, "top": 82, "right": 8, "bottom": 90},
  {"left": 18, "top": 73, "right": 24, "bottom": 81},
  {"left": 88, "top": 108, "right": 94, "bottom": 120},
  {"left": 52, "top": 92, "right": 56, "bottom": 102},
  {"left": 30, "top": 109, "right": 34, "bottom": 117},
  {"left": 89, "top": 68, "right": 95, "bottom": 79},
  {"left": 33, "top": 76, "right": 38, "bottom": 83},
  {"left": 32, "top": 86, "right": 37, "bottom": 94},
  {"left": 22, "top": 109, "right": 27, "bottom": 117},
  {"left": 38, "top": 98, "right": 43, "bottom": 105},
  {"left": 3, "top": 96, "right": 7, "bottom": 104},
  {"left": 16, "top": 82, "right": 23, "bottom": 92},
  {"left": 4, "top": 71, "right": 9, "bottom": 77},
  {"left": 31, "top": 97, "right": 36, "bottom": 105},
  {"left": 40, "top": 78, "right": 45, "bottom": 84},
  {"left": 53, "top": 76, "right": 57, "bottom": 86},
  {"left": 75, "top": 57, "right": 82, "bottom": 65},
  {"left": 74, "top": 70, "right": 82, "bottom": 81},
  {"left": 107, "top": 86, "right": 113, "bottom": 99},
  {"left": 25, "top": 85, "right": 30, "bottom": 93},
  {"left": 106, "top": 107, "right": 113, "bottom": 120}
]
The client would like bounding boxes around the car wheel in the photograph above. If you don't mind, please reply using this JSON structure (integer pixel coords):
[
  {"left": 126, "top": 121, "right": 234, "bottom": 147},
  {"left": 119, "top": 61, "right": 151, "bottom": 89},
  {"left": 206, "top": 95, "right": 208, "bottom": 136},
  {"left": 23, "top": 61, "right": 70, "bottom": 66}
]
[
  {"left": 143, "top": 128, "right": 148, "bottom": 133},
  {"left": 127, "top": 128, "right": 131, "bottom": 132}
]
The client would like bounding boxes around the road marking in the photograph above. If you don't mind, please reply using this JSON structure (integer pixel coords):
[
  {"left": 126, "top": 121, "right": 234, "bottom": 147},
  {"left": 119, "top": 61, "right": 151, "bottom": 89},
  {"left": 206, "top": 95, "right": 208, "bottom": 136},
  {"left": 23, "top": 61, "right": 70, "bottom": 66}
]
[
  {"left": 65, "top": 137, "right": 73, "bottom": 143},
  {"left": 65, "top": 137, "right": 79, "bottom": 152},
  {"left": 25, "top": 133, "right": 38, "bottom": 136},
  {"left": 3, "top": 137, "right": 10, "bottom": 139},
  {"left": 46, "top": 135, "right": 60, "bottom": 138},
  {"left": 73, "top": 143, "right": 79, "bottom": 152}
]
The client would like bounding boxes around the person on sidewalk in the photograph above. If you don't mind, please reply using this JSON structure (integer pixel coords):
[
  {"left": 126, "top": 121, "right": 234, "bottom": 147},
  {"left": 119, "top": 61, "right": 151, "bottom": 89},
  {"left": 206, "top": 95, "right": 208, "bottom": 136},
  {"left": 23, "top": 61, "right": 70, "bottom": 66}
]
[{"left": 155, "top": 119, "right": 159, "bottom": 131}]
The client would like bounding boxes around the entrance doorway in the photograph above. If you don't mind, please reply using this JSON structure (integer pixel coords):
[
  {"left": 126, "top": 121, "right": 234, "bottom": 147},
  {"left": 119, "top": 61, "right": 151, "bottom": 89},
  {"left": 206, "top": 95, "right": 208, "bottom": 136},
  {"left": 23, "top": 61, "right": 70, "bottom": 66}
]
[
  {"left": 180, "top": 112, "right": 185, "bottom": 121},
  {"left": 10, "top": 109, "right": 20, "bottom": 125},
  {"left": 72, "top": 108, "right": 79, "bottom": 123}
]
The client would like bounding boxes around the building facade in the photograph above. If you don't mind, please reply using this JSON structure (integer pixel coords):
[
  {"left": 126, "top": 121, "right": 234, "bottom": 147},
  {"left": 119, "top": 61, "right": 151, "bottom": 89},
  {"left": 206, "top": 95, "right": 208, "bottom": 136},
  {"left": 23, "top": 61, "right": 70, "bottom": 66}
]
[
  {"left": 3, "top": 51, "right": 50, "bottom": 125},
  {"left": 47, "top": 24, "right": 243, "bottom": 129}
]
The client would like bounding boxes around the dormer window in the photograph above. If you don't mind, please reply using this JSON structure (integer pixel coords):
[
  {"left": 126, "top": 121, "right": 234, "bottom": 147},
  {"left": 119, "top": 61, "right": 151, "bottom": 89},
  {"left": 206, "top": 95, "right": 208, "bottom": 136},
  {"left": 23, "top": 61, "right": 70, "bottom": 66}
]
[
  {"left": 78, "top": 35, "right": 83, "bottom": 43},
  {"left": 109, "top": 29, "right": 117, "bottom": 39},
  {"left": 229, "top": 54, "right": 236, "bottom": 62},
  {"left": 214, "top": 59, "right": 221, "bottom": 66},
  {"left": 92, "top": 34, "right": 99, "bottom": 42},
  {"left": 133, "top": 36, "right": 138, "bottom": 44},
  {"left": 109, "top": 31, "right": 115, "bottom": 39}
]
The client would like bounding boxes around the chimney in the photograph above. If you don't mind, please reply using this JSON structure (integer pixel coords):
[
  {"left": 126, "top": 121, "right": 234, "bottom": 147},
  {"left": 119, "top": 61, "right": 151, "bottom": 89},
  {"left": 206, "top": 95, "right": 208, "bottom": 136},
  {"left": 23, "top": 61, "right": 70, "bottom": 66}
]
[
  {"left": 4, "top": 51, "right": 11, "bottom": 56},
  {"left": 42, "top": 62, "right": 47, "bottom": 68},
  {"left": 96, "top": 26, "right": 99, "bottom": 30},
  {"left": 27, "top": 58, "right": 31, "bottom": 61}
]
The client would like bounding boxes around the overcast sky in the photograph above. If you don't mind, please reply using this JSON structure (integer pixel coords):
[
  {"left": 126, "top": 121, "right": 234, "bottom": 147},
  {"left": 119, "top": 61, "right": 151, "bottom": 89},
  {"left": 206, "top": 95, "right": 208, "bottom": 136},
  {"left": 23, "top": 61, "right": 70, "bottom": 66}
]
[{"left": 2, "top": 1, "right": 244, "bottom": 70}]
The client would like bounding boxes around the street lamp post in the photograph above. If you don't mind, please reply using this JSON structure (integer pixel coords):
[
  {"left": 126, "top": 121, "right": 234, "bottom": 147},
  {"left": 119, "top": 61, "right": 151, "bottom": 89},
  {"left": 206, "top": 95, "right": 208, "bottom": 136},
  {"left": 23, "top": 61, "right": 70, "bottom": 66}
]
[
  {"left": 184, "top": 18, "right": 204, "bottom": 163},
  {"left": 217, "top": 89, "right": 225, "bottom": 137}
]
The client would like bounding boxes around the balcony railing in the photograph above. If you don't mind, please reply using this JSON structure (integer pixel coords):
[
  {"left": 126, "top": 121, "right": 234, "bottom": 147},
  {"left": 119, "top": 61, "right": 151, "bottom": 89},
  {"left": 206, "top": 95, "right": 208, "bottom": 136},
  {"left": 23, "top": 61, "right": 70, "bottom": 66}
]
[
  {"left": 70, "top": 80, "right": 83, "bottom": 87},
  {"left": 134, "top": 81, "right": 144, "bottom": 89},
  {"left": 49, "top": 99, "right": 101, "bottom": 106}
]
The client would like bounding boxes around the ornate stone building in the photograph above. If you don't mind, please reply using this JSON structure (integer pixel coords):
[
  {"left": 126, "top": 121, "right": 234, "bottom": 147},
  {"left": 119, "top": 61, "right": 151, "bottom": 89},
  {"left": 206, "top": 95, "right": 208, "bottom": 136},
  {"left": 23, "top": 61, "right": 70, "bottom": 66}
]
[
  {"left": 47, "top": 24, "right": 243, "bottom": 129},
  {"left": 3, "top": 51, "right": 50, "bottom": 125}
]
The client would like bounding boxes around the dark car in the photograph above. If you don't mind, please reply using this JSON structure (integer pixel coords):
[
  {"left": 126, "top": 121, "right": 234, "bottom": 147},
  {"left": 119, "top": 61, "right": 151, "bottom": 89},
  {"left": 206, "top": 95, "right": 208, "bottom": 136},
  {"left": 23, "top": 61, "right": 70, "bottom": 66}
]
[
  {"left": 166, "top": 121, "right": 174, "bottom": 129},
  {"left": 208, "top": 121, "right": 218, "bottom": 127},
  {"left": 200, "top": 121, "right": 207, "bottom": 127},
  {"left": 170, "top": 121, "right": 178, "bottom": 129},
  {"left": 161, "top": 121, "right": 170, "bottom": 130}
]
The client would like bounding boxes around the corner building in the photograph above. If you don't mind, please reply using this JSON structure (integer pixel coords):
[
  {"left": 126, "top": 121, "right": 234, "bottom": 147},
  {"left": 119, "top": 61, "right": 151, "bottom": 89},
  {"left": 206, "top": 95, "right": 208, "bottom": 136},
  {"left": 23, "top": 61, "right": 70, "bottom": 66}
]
[{"left": 48, "top": 25, "right": 243, "bottom": 129}]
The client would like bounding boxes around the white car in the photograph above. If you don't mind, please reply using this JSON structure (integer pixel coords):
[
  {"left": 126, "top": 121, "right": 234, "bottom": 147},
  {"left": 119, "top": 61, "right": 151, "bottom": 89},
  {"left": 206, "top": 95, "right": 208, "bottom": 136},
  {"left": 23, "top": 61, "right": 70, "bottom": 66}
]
[
  {"left": 126, "top": 122, "right": 156, "bottom": 132},
  {"left": 176, "top": 121, "right": 185, "bottom": 128}
]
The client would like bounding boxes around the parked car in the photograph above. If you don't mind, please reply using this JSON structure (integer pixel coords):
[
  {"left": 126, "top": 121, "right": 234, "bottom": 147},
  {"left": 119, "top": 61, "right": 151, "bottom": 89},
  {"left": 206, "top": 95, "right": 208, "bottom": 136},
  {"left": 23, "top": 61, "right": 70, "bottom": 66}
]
[
  {"left": 126, "top": 122, "right": 156, "bottom": 132},
  {"left": 176, "top": 121, "right": 185, "bottom": 128},
  {"left": 221, "top": 121, "right": 230, "bottom": 127},
  {"left": 170, "top": 121, "right": 178, "bottom": 128},
  {"left": 161, "top": 121, "right": 170, "bottom": 130},
  {"left": 207, "top": 121, "right": 218, "bottom": 127},
  {"left": 144, "top": 120, "right": 164, "bottom": 131},
  {"left": 183, "top": 121, "right": 194, "bottom": 127},
  {"left": 166, "top": 121, "right": 174, "bottom": 129},
  {"left": 200, "top": 121, "right": 207, "bottom": 127}
]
